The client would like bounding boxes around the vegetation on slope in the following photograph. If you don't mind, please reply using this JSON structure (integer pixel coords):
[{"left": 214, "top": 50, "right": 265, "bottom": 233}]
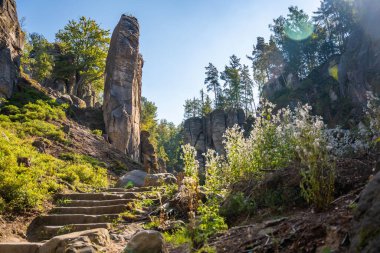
[{"left": 0, "top": 81, "right": 108, "bottom": 213}]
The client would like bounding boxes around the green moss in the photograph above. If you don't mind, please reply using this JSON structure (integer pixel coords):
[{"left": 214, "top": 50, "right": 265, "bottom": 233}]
[{"left": 358, "top": 227, "right": 380, "bottom": 251}]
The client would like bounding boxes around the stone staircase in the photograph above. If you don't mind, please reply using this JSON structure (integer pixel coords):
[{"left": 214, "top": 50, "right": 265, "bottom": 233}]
[{"left": 0, "top": 187, "right": 155, "bottom": 253}]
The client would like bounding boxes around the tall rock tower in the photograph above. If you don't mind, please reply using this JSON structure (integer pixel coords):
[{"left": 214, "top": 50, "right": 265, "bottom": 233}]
[
  {"left": 0, "top": 0, "right": 24, "bottom": 99},
  {"left": 103, "top": 15, "right": 143, "bottom": 161}
]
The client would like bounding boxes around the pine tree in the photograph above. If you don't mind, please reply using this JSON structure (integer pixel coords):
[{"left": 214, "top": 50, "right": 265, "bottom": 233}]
[
  {"left": 221, "top": 55, "right": 242, "bottom": 109},
  {"left": 240, "top": 65, "right": 255, "bottom": 115},
  {"left": 204, "top": 63, "right": 222, "bottom": 107}
]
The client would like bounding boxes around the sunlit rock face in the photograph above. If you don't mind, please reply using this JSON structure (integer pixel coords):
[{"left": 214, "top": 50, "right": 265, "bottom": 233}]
[
  {"left": 0, "top": 0, "right": 24, "bottom": 99},
  {"left": 103, "top": 15, "right": 143, "bottom": 161},
  {"left": 338, "top": 0, "right": 380, "bottom": 103}
]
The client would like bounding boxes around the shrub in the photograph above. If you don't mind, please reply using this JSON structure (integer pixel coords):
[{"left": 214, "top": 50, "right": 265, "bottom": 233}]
[
  {"left": 293, "top": 104, "right": 335, "bottom": 210},
  {"left": 181, "top": 144, "right": 199, "bottom": 180},
  {"left": 192, "top": 201, "right": 228, "bottom": 245},
  {"left": 91, "top": 129, "right": 103, "bottom": 136}
]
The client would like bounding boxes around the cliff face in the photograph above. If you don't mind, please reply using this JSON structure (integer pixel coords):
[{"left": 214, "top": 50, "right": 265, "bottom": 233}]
[
  {"left": 0, "top": 0, "right": 23, "bottom": 99},
  {"left": 103, "top": 15, "right": 143, "bottom": 161},
  {"left": 338, "top": 0, "right": 380, "bottom": 102},
  {"left": 263, "top": 0, "right": 380, "bottom": 127},
  {"left": 184, "top": 109, "right": 246, "bottom": 162}
]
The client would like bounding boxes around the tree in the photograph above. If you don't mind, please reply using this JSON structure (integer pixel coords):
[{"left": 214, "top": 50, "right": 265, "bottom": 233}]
[
  {"left": 221, "top": 55, "right": 242, "bottom": 109},
  {"left": 141, "top": 97, "right": 158, "bottom": 148},
  {"left": 184, "top": 98, "right": 202, "bottom": 119},
  {"left": 204, "top": 63, "right": 222, "bottom": 107},
  {"left": 55, "top": 16, "right": 110, "bottom": 98},
  {"left": 270, "top": 6, "right": 323, "bottom": 78},
  {"left": 21, "top": 33, "right": 54, "bottom": 83},
  {"left": 314, "top": 0, "right": 355, "bottom": 53},
  {"left": 202, "top": 95, "right": 213, "bottom": 116},
  {"left": 157, "top": 120, "right": 183, "bottom": 171},
  {"left": 240, "top": 65, "right": 255, "bottom": 115}
]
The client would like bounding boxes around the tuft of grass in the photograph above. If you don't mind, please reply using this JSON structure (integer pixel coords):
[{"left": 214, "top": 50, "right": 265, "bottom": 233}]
[{"left": 163, "top": 228, "right": 192, "bottom": 247}]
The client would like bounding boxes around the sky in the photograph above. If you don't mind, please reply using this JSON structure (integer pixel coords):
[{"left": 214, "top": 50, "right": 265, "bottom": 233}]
[{"left": 17, "top": 0, "right": 321, "bottom": 124}]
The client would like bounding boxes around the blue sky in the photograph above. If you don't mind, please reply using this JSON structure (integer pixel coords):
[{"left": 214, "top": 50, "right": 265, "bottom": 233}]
[{"left": 17, "top": 0, "right": 321, "bottom": 124}]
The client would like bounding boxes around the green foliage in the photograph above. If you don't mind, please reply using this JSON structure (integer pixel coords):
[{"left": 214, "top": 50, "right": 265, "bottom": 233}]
[
  {"left": 163, "top": 227, "right": 192, "bottom": 247},
  {"left": 0, "top": 88, "right": 108, "bottom": 213},
  {"left": 91, "top": 129, "right": 103, "bottom": 136},
  {"left": 21, "top": 33, "right": 54, "bottom": 83},
  {"left": 220, "top": 192, "right": 256, "bottom": 220},
  {"left": 0, "top": 127, "right": 108, "bottom": 213},
  {"left": 181, "top": 144, "right": 199, "bottom": 179},
  {"left": 192, "top": 202, "right": 228, "bottom": 245},
  {"left": 295, "top": 105, "right": 335, "bottom": 210},
  {"left": 141, "top": 97, "right": 158, "bottom": 147},
  {"left": 55, "top": 16, "right": 110, "bottom": 95}
]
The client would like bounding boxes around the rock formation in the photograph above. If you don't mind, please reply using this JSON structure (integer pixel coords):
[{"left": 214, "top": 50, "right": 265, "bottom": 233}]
[
  {"left": 263, "top": 0, "right": 380, "bottom": 127},
  {"left": 103, "top": 15, "right": 143, "bottom": 161},
  {"left": 350, "top": 171, "right": 380, "bottom": 253},
  {"left": 140, "top": 130, "right": 159, "bottom": 173},
  {"left": 184, "top": 108, "right": 246, "bottom": 163},
  {"left": 0, "top": 0, "right": 24, "bottom": 99}
]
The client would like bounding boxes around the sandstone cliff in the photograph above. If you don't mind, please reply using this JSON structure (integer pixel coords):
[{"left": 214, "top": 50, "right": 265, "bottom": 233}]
[
  {"left": 184, "top": 109, "right": 246, "bottom": 163},
  {"left": 0, "top": 0, "right": 23, "bottom": 99},
  {"left": 103, "top": 15, "right": 143, "bottom": 161}
]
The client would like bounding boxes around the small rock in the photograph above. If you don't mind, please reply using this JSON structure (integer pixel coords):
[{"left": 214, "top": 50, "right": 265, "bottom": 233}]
[{"left": 123, "top": 230, "right": 167, "bottom": 253}]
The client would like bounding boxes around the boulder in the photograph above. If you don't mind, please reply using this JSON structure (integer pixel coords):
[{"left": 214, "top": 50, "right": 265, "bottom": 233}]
[
  {"left": 39, "top": 228, "right": 110, "bottom": 253},
  {"left": 349, "top": 171, "right": 380, "bottom": 253},
  {"left": 70, "top": 94, "right": 86, "bottom": 108},
  {"left": 144, "top": 173, "right": 177, "bottom": 187},
  {"left": 123, "top": 230, "right": 167, "bottom": 253},
  {"left": 0, "top": 0, "right": 24, "bottom": 99},
  {"left": 116, "top": 170, "right": 147, "bottom": 188},
  {"left": 103, "top": 15, "right": 143, "bottom": 161}
]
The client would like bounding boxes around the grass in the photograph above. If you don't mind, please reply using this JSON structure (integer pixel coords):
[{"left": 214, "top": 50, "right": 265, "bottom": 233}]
[{"left": 0, "top": 84, "right": 109, "bottom": 213}]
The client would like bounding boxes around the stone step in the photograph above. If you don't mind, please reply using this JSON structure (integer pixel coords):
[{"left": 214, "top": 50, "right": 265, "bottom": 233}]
[
  {"left": 104, "top": 187, "right": 153, "bottom": 192},
  {"left": 56, "top": 192, "right": 138, "bottom": 201},
  {"left": 61, "top": 198, "right": 134, "bottom": 207},
  {"left": 30, "top": 214, "right": 119, "bottom": 227},
  {"left": 37, "top": 223, "right": 111, "bottom": 240},
  {"left": 0, "top": 243, "right": 43, "bottom": 253},
  {"left": 51, "top": 204, "right": 130, "bottom": 215}
]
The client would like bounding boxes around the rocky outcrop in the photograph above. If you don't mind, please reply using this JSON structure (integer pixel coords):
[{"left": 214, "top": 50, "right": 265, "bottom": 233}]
[
  {"left": 349, "top": 171, "right": 380, "bottom": 253},
  {"left": 184, "top": 108, "right": 245, "bottom": 162},
  {"left": 338, "top": 0, "right": 380, "bottom": 102},
  {"left": 263, "top": 0, "right": 380, "bottom": 128},
  {"left": 103, "top": 15, "right": 143, "bottom": 161},
  {"left": 0, "top": 0, "right": 24, "bottom": 99}
]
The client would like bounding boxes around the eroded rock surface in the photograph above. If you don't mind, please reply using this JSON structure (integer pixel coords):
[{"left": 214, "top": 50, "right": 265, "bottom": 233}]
[
  {"left": 103, "top": 15, "right": 143, "bottom": 161},
  {"left": 184, "top": 108, "right": 245, "bottom": 162},
  {"left": 350, "top": 171, "right": 380, "bottom": 253},
  {"left": 0, "top": 0, "right": 24, "bottom": 99}
]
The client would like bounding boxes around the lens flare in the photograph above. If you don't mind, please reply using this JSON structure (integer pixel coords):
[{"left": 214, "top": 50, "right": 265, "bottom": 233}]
[{"left": 284, "top": 21, "right": 314, "bottom": 41}]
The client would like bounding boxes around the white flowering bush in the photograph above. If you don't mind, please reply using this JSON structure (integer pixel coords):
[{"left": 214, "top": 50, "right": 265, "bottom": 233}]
[
  {"left": 181, "top": 144, "right": 199, "bottom": 180},
  {"left": 292, "top": 104, "right": 335, "bottom": 210}
]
